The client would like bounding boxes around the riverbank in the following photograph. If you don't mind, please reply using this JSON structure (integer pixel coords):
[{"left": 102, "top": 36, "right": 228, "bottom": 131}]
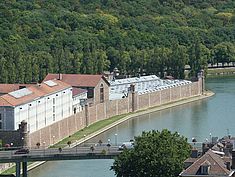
[
  {"left": 54, "top": 90, "right": 215, "bottom": 148},
  {"left": 207, "top": 67, "right": 235, "bottom": 76},
  {"left": 1, "top": 90, "right": 214, "bottom": 175}
]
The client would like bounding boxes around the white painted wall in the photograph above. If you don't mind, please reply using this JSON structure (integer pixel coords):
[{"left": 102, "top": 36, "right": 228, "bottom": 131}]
[
  {"left": 72, "top": 92, "right": 87, "bottom": 113},
  {"left": 13, "top": 87, "right": 73, "bottom": 133}
]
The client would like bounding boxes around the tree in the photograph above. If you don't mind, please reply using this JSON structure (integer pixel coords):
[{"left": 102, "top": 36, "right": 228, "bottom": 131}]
[
  {"left": 111, "top": 129, "right": 191, "bottom": 177},
  {"left": 188, "top": 39, "right": 210, "bottom": 78},
  {"left": 212, "top": 42, "right": 235, "bottom": 67}
]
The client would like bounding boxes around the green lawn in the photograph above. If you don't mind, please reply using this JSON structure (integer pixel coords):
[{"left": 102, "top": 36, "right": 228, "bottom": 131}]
[{"left": 51, "top": 113, "right": 130, "bottom": 148}]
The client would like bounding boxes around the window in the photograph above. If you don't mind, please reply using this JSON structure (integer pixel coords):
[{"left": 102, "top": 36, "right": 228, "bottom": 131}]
[
  {"left": 87, "top": 88, "right": 94, "bottom": 98},
  {"left": 0, "top": 113, "right": 2, "bottom": 120},
  {"left": 53, "top": 106, "right": 55, "bottom": 113},
  {"left": 100, "top": 84, "right": 104, "bottom": 103},
  {"left": 53, "top": 98, "right": 55, "bottom": 104},
  {"left": 0, "top": 122, "right": 2, "bottom": 129},
  {"left": 201, "top": 164, "right": 210, "bottom": 175},
  {"left": 53, "top": 114, "right": 55, "bottom": 121}
]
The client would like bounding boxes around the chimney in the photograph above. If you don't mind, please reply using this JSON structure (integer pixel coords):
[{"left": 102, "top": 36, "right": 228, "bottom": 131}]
[
  {"left": 226, "top": 161, "right": 231, "bottom": 170},
  {"left": 59, "top": 73, "right": 62, "bottom": 80},
  {"left": 232, "top": 150, "right": 235, "bottom": 169},
  {"left": 191, "top": 149, "right": 198, "bottom": 158}
]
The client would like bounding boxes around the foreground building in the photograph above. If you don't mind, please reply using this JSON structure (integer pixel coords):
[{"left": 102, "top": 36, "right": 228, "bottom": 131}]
[
  {"left": 180, "top": 149, "right": 234, "bottom": 177},
  {"left": 0, "top": 80, "right": 72, "bottom": 133}
]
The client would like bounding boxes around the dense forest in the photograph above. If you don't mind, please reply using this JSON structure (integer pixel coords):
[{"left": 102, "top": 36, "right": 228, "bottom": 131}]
[{"left": 0, "top": 0, "right": 235, "bottom": 83}]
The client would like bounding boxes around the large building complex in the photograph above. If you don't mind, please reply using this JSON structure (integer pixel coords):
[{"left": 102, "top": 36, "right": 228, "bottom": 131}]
[{"left": 0, "top": 80, "right": 73, "bottom": 133}]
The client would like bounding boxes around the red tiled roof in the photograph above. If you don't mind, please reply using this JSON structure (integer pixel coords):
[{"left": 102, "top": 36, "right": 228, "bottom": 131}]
[
  {"left": 180, "top": 150, "right": 232, "bottom": 176},
  {"left": 0, "top": 80, "right": 71, "bottom": 107},
  {"left": 72, "top": 88, "right": 87, "bottom": 97},
  {"left": 0, "top": 84, "right": 34, "bottom": 94},
  {"left": 43, "top": 74, "right": 110, "bottom": 87},
  {"left": 0, "top": 97, "right": 12, "bottom": 106}
]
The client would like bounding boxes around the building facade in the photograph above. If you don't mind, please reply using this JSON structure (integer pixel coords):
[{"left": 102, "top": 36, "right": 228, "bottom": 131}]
[
  {"left": 0, "top": 80, "right": 73, "bottom": 133},
  {"left": 72, "top": 88, "right": 87, "bottom": 114},
  {"left": 44, "top": 74, "right": 110, "bottom": 105}
]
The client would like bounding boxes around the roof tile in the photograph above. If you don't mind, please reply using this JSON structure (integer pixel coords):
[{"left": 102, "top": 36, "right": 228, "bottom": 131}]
[
  {"left": 44, "top": 74, "right": 109, "bottom": 87},
  {"left": 0, "top": 80, "right": 71, "bottom": 107}
]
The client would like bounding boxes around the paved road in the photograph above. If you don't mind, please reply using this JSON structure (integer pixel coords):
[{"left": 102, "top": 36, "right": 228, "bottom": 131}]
[{"left": 0, "top": 145, "right": 121, "bottom": 163}]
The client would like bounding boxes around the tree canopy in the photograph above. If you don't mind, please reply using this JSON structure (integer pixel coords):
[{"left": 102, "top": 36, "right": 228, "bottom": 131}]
[
  {"left": 0, "top": 0, "right": 235, "bottom": 83},
  {"left": 111, "top": 129, "right": 191, "bottom": 177}
]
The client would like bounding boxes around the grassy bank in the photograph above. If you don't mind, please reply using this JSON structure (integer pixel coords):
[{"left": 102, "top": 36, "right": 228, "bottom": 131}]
[{"left": 51, "top": 113, "right": 130, "bottom": 148}]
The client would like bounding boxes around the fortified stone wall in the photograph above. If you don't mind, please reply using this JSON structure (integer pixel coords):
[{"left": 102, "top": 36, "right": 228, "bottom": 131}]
[
  {"left": 28, "top": 80, "right": 202, "bottom": 147},
  {"left": 29, "top": 111, "right": 86, "bottom": 147}
]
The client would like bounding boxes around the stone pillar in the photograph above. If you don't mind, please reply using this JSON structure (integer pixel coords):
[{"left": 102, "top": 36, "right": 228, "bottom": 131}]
[
  {"left": 85, "top": 104, "right": 89, "bottom": 127},
  {"left": 197, "top": 69, "right": 205, "bottom": 95},
  {"left": 19, "top": 120, "right": 28, "bottom": 148},
  {"left": 130, "top": 84, "right": 136, "bottom": 112},
  {"left": 22, "top": 162, "right": 27, "bottom": 177},
  {"left": 16, "top": 162, "right": 21, "bottom": 177}
]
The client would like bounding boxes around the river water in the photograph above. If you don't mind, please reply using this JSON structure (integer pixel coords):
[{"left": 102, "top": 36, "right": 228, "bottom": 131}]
[{"left": 28, "top": 76, "right": 235, "bottom": 177}]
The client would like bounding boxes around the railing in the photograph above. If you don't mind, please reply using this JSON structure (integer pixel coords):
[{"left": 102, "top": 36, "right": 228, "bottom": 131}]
[{"left": 0, "top": 145, "right": 122, "bottom": 163}]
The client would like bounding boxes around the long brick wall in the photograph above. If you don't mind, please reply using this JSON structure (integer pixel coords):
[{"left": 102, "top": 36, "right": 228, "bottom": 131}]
[{"left": 28, "top": 79, "right": 203, "bottom": 147}]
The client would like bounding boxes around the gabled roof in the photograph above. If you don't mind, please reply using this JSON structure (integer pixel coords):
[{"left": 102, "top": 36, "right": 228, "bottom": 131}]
[
  {"left": 72, "top": 88, "right": 87, "bottom": 97},
  {"left": 180, "top": 150, "right": 233, "bottom": 176},
  {"left": 43, "top": 74, "right": 110, "bottom": 88},
  {"left": 0, "top": 80, "right": 71, "bottom": 107},
  {"left": 0, "top": 84, "right": 34, "bottom": 94}
]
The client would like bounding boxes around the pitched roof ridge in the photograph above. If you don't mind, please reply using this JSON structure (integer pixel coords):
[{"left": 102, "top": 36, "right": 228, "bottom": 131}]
[
  {"left": 182, "top": 149, "right": 229, "bottom": 175},
  {"left": 207, "top": 150, "right": 230, "bottom": 174}
]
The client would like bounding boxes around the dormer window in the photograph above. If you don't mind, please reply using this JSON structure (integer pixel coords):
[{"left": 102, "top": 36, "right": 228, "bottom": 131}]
[{"left": 200, "top": 160, "right": 211, "bottom": 175}]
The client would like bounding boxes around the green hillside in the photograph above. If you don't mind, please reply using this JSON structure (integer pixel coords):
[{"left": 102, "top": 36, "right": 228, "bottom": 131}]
[{"left": 0, "top": 0, "right": 235, "bottom": 83}]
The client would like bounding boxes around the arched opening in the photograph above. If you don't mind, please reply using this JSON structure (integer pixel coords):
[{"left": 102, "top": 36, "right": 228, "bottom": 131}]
[{"left": 100, "top": 84, "right": 104, "bottom": 103}]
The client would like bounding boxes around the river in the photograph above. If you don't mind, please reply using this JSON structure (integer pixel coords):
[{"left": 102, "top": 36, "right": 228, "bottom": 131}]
[{"left": 28, "top": 76, "right": 235, "bottom": 177}]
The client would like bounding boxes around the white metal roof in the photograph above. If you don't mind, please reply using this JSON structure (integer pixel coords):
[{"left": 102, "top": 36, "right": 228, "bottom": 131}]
[
  {"left": 8, "top": 88, "right": 33, "bottom": 99},
  {"left": 109, "top": 75, "right": 192, "bottom": 100}
]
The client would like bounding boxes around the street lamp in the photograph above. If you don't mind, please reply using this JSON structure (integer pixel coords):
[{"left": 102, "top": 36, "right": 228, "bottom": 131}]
[
  {"left": 83, "top": 135, "right": 86, "bottom": 146},
  {"left": 52, "top": 135, "right": 55, "bottom": 145},
  {"left": 43, "top": 142, "right": 46, "bottom": 155},
  {"left": 114, "top": 134, "right": 118, "bottom": 146}
]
